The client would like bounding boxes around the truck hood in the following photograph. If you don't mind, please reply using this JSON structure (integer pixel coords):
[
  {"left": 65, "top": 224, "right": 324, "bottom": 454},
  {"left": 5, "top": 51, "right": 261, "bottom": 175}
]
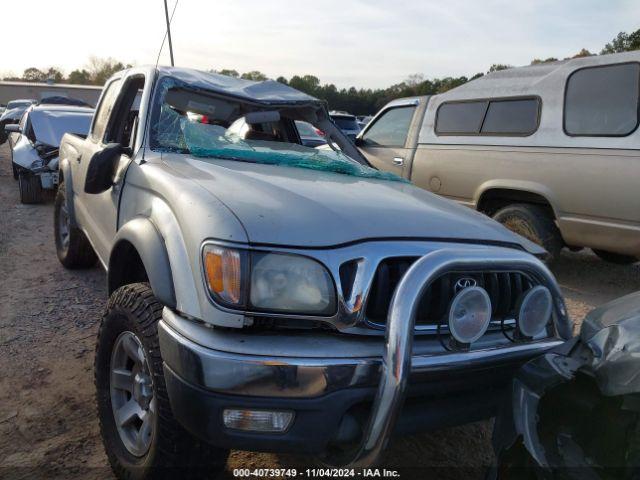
[{"left": 166, "top": 154, "right": 542, "bottom": 252}]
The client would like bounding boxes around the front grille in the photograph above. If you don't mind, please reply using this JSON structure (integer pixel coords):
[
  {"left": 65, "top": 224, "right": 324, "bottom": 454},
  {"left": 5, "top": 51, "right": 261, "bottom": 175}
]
[{"left": 364, "top": 257, "right": 538, "bottom": 328}]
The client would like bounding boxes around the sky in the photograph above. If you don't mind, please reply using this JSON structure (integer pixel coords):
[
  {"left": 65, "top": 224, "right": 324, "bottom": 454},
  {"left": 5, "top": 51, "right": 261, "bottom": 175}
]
[{"left": 2, "top": 0, "right": 638, "bottom": 89}]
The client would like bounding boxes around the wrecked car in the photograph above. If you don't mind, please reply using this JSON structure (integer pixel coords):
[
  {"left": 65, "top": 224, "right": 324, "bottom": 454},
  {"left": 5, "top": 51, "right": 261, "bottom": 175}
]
[
  {"left": 5, "top": 104, "right": 93, "bottom": 203},
  {"left": 0, "top": 98, "right": 36, "bottom": 144},
  {"left": 53, "top": 66, "right": 573, "bottom": 477},
  {"left": 493, "top": 291, "right": 640, "bottom": 478}
]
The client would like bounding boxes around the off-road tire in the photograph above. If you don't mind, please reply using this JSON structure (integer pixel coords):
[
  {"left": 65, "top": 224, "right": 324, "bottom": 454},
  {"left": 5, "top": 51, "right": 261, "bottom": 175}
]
[
  {"left": 95, "top": 283, "right": 229, "bottom": 479},
  {"left": 493, "top": 203, "right": 563, "bottom": 263},
  {"left": 592, "top": 249, "right": 639, "bottom": 265},
  {"left": 54, "top": 182, "right": 97, "bottom": 268},
  {"left": 17, "top": 172, "right": 43, "bottom": 204}
]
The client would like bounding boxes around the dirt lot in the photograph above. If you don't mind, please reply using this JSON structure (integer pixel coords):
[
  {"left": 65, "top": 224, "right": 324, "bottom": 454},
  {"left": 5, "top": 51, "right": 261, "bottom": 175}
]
[{"left": 1, "top": 142, "right": 639, "bottom": 479}]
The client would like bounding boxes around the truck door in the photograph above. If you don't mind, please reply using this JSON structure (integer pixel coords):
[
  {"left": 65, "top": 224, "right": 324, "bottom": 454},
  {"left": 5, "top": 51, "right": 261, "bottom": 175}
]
[
  {"left": 70, "top": 78, "right": 123, "bottom": 221},
  {"left": 73, "top": 75, "right": 145, "bottom": 264},
  {"left": 356, "top": 103, "right": 420, "bottom": 178}
]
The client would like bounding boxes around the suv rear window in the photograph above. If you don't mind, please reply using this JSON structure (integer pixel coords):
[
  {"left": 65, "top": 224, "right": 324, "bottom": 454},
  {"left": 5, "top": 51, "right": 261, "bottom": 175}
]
[
  {"left": 481, "top": 98, "right": 540, "bottom": 135},
  {"left": 435, "top": 101, "right": 487, "bottom": 134},
  {"left": 436, "top": 98, "right": 540, "bottom": 136},
  {"left": 564, "top": 63, "right": 640, "bottom": 137}
]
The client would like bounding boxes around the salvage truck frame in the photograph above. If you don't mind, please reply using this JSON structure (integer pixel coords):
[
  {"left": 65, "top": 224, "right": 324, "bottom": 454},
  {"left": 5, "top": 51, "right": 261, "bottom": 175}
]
[{"left": 53, "top": 65, "right": 572, "bottom": 477}]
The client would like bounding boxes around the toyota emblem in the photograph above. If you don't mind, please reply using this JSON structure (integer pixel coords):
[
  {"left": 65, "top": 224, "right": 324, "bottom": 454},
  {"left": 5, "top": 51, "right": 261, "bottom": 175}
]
[{"left": 455, "top": 277, "right": 477, "bottom": 292}]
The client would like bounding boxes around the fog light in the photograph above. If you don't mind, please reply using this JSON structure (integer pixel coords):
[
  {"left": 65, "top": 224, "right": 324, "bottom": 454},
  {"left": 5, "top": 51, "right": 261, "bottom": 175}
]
[
  {"left": 448, "top": 286, "right": 492, "bottom": 344},
  {"left": 516, "top": 285, "right": 552, "bottom": 338},
  {"left": 222, "top": 409, "right": 294, "bottom": 433}
]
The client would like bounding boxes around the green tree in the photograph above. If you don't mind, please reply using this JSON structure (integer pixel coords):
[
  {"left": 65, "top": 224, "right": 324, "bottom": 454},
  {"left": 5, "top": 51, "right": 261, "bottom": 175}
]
[
  {"left": 572, "top": 48, "right": 593, "bottom": 58},
  {"left": 531, "top": 57, "right": 558, "bottom": 65},
  {"left": 45, "top": 67, "right": 64, "bottom": 83},
  {"left": 601, "top": 29, "right": 640, "bottom": 54},
  {"left": 488, "top": 64, "right": 512, "bottom": 73},
  {"left": 67, "top": 69, "right": 92, "bottom": 84},
  {"left": 87, "top": 56, "right": 130, "bottom": 85},
  {"left": 22, "top": 67, "right": 46, "bottom": 82},
  {"left": 216, "top": 69, "right": 240, "bottom": 77},
  {"left": 240, "top": 70, "right": 268, "bottom": 81}
]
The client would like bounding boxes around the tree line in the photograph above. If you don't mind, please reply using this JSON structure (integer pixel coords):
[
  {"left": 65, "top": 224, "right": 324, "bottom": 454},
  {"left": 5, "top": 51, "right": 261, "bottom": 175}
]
[
  {"left": 2, "top": 57, "right": 132, "bottom": 87},
  {"left": 4, "top": 29, "right": 639, "bottom": 115}
]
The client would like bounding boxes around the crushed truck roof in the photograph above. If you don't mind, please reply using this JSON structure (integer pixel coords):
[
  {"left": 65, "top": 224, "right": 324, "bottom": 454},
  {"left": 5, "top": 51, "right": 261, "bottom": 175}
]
[{"left": 155, "top": 66, "right": 322, "bottom": 105}]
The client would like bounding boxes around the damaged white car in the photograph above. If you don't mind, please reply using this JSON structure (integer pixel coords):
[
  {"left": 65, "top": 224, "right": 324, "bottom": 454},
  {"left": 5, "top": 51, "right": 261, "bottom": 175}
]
[
  {"left": 493, "top": 291, "right": 640, "bottom": 478},
  {"left": 5, "top": 105, "right": 93, "bottom": 203}
]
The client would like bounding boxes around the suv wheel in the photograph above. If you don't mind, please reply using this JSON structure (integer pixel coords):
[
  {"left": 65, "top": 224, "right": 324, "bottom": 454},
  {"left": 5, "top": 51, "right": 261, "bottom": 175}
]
[
  {"left": 54, "top": 182, "right": 97, "bottom": 268},
  {"left": 592, "top": 249, "right": 639, "bottom": 265},
  {"left": 492, "top": 204, "right": 563, "bottom": 263},
  {"left": 96, "top": 283, "right": 229, "bottom": 479},
  {"left": 17, "top": 172, "right": 43, "bottom": 204}
]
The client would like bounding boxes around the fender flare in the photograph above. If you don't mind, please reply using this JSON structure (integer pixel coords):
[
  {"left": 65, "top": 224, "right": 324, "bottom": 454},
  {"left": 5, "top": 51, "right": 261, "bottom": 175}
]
[
  {"left": 474, "top": 180, "right": 560, "bottom": 218},
  {"left": 58, "top": 158, "right": 78, "bottom": 227},
  {"left": 109, "top": 217, "right": 177, "bottom": 308}
]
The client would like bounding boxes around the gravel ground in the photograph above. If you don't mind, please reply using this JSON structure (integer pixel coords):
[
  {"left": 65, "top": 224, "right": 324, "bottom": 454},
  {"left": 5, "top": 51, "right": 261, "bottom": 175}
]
[{"left": 0, "top": 143, "right": 638, "bottom": 479}]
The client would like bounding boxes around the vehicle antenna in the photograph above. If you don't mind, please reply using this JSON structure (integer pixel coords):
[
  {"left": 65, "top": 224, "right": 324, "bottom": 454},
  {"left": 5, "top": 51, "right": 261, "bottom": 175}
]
[{"left": 156, "top": 0, "right": 178, "bottom": 67}]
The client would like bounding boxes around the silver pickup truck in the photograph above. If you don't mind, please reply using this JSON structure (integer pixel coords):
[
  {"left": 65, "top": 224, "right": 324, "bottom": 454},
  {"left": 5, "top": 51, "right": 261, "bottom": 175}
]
[{"left": 54, "top": 66, "right": 572, "bottom": 477}]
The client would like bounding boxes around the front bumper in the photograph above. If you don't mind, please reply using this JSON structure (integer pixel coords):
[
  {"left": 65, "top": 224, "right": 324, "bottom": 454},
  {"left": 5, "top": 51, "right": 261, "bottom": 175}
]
[
  {"left": 159, "top": 312, "right": 562, "bottom": 456},
  {"left": 159, "top": 249, "right": 569, "bottom": 466}
]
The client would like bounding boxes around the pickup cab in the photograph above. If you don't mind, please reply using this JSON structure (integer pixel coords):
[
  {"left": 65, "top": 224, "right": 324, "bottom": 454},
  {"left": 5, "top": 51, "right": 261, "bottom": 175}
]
[
  {"left": 356, "top": 51, "right": 640, "bottom": 264},
  {"left": 54, "top": 66, "right": 572, "bottom": 477}
]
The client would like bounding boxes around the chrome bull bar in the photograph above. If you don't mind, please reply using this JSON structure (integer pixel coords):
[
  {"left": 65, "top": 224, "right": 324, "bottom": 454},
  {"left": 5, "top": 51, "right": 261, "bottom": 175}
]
[{"left": 342, "top": 248, "right": 571, "bottom": 467}]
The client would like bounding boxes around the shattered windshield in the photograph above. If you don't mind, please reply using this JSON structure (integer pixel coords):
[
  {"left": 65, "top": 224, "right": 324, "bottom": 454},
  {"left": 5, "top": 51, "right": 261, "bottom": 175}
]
[{"left": 150, "top": 78, "right": 405, "bottom": 182}]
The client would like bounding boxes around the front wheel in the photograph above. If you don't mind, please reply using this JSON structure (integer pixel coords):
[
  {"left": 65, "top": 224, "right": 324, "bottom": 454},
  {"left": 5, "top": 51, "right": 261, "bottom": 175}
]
[
  {"left": 54, "top": 182, "right": 97, "bottom": 268},
  {"left": 592, "top": 249, "right": 639, "bottom": 265},
  {"left": 95, "top": 283, "right": 229, "bottom": 479}
]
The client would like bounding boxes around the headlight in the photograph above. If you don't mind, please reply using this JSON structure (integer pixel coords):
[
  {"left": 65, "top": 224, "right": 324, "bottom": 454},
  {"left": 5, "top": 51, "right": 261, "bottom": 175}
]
[
  {"left": 448, "top": 286, "right": 492, "bottom": 344},
  {"left": 250, "top": 252, "right": 336, "bottom": 315},
  {"left": 516, "top": 285, "right": 552, "bottom": 338},
  {"left": 203, "top": 245, "right": 337, "bottom": 316}
]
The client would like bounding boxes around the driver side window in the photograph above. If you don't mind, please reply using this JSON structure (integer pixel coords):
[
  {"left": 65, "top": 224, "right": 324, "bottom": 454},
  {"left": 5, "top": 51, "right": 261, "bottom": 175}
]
[
  {"left": 91, "top": 79, "right": 123, "bottom": 142},
  {"left": 362, "top": 106, "right": 416, "bottom": 147}
]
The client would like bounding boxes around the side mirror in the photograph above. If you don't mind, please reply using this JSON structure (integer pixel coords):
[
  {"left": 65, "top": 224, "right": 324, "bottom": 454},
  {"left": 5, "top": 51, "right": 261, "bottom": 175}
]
[
  {"left": 84, "top": 143, "right": 122, "bottom": 194},
  {"left": 354, "top": 136, "right": 366, "bottom": 147},
  {"left": 4, "top": 124, "right": 21, "bottom": 134}
]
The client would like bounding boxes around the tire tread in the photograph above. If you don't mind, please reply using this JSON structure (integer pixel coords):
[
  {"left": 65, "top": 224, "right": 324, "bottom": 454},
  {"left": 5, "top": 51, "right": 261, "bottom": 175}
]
[{"left": 96, "top": 283, "right": 228, "bottom": 480}]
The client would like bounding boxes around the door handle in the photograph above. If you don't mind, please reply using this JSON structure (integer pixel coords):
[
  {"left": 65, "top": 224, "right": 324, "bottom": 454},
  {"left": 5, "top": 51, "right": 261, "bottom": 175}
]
[{"left": 392, "top": 157, "right": 404, "bottom": 166}]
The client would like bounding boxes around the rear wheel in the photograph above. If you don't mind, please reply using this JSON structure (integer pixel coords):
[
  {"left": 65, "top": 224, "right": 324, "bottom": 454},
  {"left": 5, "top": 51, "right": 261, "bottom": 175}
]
[
  {"left": 492, "top": 204, "right": 563, "bottom": 263},
  {"left": 54, "top": 182, "right": 97, "bottom": 268},
  {"left": 17, "top": 172, "right": 43, "bottom": 204},
  {"left": 592, "top": 249, "right": 639, "bottom": 265},
  {"left": 96, "top": 283, "right": 229, "bottom": 479}
]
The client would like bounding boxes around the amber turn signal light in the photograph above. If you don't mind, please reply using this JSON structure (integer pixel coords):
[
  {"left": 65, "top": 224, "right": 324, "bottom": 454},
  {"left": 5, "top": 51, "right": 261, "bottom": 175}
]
[{"left": 203, "top": 245, "right": 244, "bottom": 305}]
